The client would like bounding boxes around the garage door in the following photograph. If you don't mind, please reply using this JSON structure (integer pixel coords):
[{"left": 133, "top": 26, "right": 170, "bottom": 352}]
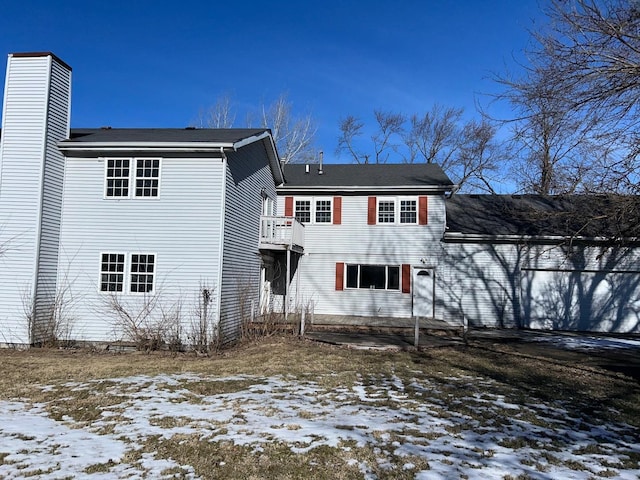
[{"left": 521, "top": 269, "right": 640, "bottom": 333}]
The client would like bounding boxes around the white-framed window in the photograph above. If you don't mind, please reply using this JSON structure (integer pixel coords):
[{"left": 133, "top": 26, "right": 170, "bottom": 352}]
[
  {"left": 400, "top": 198, "right": 417, "bottom": 224},
  {"left": 135, "top": 159, "right": 160, "bottom": 197},
  {"left": 315, "top": 198, "right": 332, "bottom": 223},
  {"left": 99, "top": 253, "right": 155, "bottom": 294},
  {"left": 346, "top": 264, "right": 400, "bottom": 290},
  {"left": 104, "top": 158, "right": 161, "bottom": 199},
  {"left": 295, "top": 199, "right": 311, "bottom": 223},
  {"left": 105, "top": 159, "right": 130, "bottom": 198},
  {"left": 130, "top": 254, "right": 155, "bottom": 293},
  {"left": 377, "top": 199, "right": 395, "bottom": 224},
  {"left": 100, "top": 253, "right": 125, "bottom": 292},
  {"left": 294, "top": 197, "right": 333, "bottom": 224}
]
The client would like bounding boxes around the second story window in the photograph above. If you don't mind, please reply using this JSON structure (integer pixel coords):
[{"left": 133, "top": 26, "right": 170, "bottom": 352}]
[
  {"left": 135, "top": 159, "right": 160, "bottom": 197},
  {"left": 315, "top": 199, "right": 332, "bottom": 223},
  {"left": 106, "top": 159, "right": 130, "bottom": 197},
  {"left": 105, "top": 158, "right": 161, "bottom": 199},
  {"left": 378, "top": 200, "right": 395, "bottom": 223},
  {"left": 400, "top": 199, "right": 417, "bottom": 224},
  {"left": 295, "top": 200, "right": 311, "bottom": 223}
]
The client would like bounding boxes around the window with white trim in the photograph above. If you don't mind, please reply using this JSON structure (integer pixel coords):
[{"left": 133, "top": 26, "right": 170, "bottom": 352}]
[
  {"left": 378, "top": 200, "right": 395, "bottom": 223},
  {"left": 135, "top": 159, "right": 160, "bottom": 197},
  {"left": 105, "top": 159, "right": 130, "bottom": 197},
  {"left": 315, "top": 198, "right": 332, "bottom": 223},
  {"left": 100, "top": 253, "right": 125, "bottom": 292},
  {"left": 400, "top": 199, "right": 417, "bottom": 224},
  {"left": 130, "top": 254, "right": 155, "bottom": 293},
  {"left": 346, "top": 264, "right": 400, "bottom": 290},
  {"left": 295, "top": 200, "right": 311, "bottom": 223},
  {"left": 105, "top": 158, "right": 161, "bottom": 198}
]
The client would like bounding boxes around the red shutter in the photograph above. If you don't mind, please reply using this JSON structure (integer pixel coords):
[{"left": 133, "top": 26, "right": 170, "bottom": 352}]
[
  {"left": 367, "top": 197, "right": 377, "bottom": 225},
  {"left": 284, "top": 196, "right": 293, "bottom": 217},
  {"left": 402, "top": 264, "right": 411, "bottom": 294},
  {"left": 335, "top": 262, "right": 344, "bottom": 291},
  {"left": 419, "top": 196, "right": 428, "bottom": 225},
  {"left": 333, "top": 197, "right": 342, "bottom": 225}
]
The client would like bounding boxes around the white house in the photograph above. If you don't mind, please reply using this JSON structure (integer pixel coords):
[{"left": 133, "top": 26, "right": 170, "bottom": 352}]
[
  {"left": 0, "top": 52, "right": 283, "bottom": 346},
  {"left": 1, "top": 52, "right": 638, "bottom": 347}
]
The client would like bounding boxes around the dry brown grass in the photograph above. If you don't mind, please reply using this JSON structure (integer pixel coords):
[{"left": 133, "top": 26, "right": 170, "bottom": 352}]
[{"left": 1, "top": 336, "right": 639, "bottom": 479}]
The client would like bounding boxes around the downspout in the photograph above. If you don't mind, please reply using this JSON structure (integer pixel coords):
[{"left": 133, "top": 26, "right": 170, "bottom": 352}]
[{"left": 215, "top": 146, "right": 228, "bottom": 342}]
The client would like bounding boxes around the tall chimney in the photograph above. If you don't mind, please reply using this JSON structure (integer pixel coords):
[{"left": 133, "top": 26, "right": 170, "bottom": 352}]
[{"left": 0, "top": 52, "right": 72, "bottom": 344}]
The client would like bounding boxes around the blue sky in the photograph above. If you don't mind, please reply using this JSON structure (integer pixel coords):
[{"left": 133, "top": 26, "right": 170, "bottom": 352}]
[{"left": 0, "top": 0, "right": 544, "bottom": 163}]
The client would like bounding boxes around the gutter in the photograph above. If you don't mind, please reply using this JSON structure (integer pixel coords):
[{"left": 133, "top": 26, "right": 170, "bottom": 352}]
[{"left": 442, "top": 232, "right": 640, "bottom": 245}]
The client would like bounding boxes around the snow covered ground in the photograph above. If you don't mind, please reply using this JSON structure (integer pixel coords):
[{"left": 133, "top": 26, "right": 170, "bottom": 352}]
[{"left": 0, "top": 371, "right": 638, "bottom": 479}]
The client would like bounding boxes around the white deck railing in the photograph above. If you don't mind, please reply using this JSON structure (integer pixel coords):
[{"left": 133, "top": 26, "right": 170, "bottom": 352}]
[{"left": 259, "top": 216, "right": 305, "bottom": 250}]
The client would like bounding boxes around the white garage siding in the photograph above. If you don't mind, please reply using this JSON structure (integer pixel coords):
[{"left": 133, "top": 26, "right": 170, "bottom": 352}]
[
  {"left": 440, "top": 240, "right": 640, "bottom": 333},
  {"left": 58, "top": 156, "right": 226, "bottom": 343},
  {"left": 522, "top": 269, "right": 640, "bottom": 333}
]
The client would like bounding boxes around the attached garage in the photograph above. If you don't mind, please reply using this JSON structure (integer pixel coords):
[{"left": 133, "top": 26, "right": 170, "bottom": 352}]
[
  {"left": 442, "top": 194, "right": 640, "bottom": 334},
  {"left": 522, "top": 268, "right": 640, "bottom": 333}
]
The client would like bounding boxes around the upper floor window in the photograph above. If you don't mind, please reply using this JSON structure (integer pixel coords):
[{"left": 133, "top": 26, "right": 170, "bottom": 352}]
[
  {"left": 400, "top": 199, "right": 417, "bottom": 224},
  {"left": 369, "top": 196, "right": 427, "bottom": 225},
  {"left": 106, "top": 159, "right": 130, "bottom": 197},
  {"left": 315, "top": 199, "right": 332, "bottom": 223},
  {"left": 105, "top": 158, "right": 161, "bottom": 199},
  {"left": 135, "top": 159, "right": 160, "bottom": 197},
  {"left": 378, "top": 200, "right": 395, "bottom": 223},
  {"left": 295, "top": 200, "right": 311, "bottom": 223}
]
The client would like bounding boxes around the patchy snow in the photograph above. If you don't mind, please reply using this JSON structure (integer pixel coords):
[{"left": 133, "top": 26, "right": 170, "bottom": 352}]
[
  {"left": 0, "top": 372, "right": 638, "bottom": 479},
  {"left": 530, "top": 333, "right": 640, "bottom": 351}
]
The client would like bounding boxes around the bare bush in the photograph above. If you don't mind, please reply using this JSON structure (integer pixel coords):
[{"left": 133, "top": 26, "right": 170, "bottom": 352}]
[{"left": 187, "top": 282, "right": 219, "bottom": 354}]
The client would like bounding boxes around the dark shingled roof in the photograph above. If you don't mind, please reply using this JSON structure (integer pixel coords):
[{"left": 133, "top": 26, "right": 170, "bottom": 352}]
[
  {"left": 446, "top": 194, "right": 640, "bottom": 239},
  {"left": 282, "top": 163, "right": 453, "bottom": 189},
  {"left": 63, "top": 128, "right": 269, "bottom": 144}
]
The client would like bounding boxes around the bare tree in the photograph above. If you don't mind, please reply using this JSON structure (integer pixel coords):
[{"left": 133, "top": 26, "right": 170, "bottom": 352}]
[
  {"left": 336, "top": 106, "right": 504, "bottom": 192},
  {"left": 259, "top": 94, "right": 317, "bottom": 164},
  {"left": 403, "top": 104, "right": 463, "bottom": 167},
  {"left": 499, "top": 0, "right": 640, "bottom": 193},
  {"left": 193, "top": 93, "right": 236, "bottom": 128},
  {"left": 194, "top": 93, "right": 317, "bottom": 164},
  {"left": 336, "top": 115, "right": 367, "bottom": 163}
]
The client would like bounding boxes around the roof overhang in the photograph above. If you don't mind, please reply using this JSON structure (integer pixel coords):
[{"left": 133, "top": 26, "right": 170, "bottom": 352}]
[
  {"left": 278, "top": 185, "right": 453, "bottom": 195},
  {"left": 442, "top": 232, "right": 640, "bottom": 245}
]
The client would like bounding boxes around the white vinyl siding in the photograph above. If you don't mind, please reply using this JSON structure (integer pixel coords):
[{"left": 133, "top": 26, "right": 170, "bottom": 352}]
[
  {"left": 0, "top": 54, "right": 71, "bottom": 344},
  {"left": 219, "top": 141, "right": 278, "bottom": 342},
  {"left": 278, "top": 194, "right": 444, "bottom": 319},
  {"left": 59, "top": 156, "right": 226, "bottom": 342}
]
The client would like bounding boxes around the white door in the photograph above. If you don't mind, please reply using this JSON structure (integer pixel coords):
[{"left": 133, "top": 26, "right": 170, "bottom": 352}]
[
  {"left": 413, "top": 268, "right": 434, "bottom": 318},
  {"left": 259, "top": 263, "right": 273, "bottom": 315}
]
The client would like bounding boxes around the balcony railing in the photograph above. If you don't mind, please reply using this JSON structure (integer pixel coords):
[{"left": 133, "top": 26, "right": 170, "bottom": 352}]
[{"left": 259, "top": 216, "right": 305, "bottom": 252}]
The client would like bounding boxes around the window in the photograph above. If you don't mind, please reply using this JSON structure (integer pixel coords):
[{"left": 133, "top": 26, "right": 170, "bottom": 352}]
[
  {"left": 295, "top": 200, "right": 311, "bottom": 223},
  {"left": 135, "top": 159, "right": 159, "bottom": 197},
  {"left": 378, "top": 200, "right": 395, "bottom": 223},
  {"left": 105, "top": 158, "right": 160, "bottom": 198},
  {"left": 346, "top": 264, "right": 400, "bottom": 290},
  {"left": 400, "top": 199, "right": 417, "bottom": 224},
  {"left": 315, "top": 199, "right": 332, "bottom": 223},
  {"left": 100, "top": 253, "right": 125, "bottom": 292},
  {"left": 130, "top": 254, "right": 155, "bottom": 293},
  {"left": 105, "top": 159, "right": 130, "bottom": 197}
]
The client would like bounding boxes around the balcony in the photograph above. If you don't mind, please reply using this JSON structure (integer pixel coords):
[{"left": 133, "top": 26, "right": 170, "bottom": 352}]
[{"left": 259, "top": 216, "right": 305, "bottom": 253}]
